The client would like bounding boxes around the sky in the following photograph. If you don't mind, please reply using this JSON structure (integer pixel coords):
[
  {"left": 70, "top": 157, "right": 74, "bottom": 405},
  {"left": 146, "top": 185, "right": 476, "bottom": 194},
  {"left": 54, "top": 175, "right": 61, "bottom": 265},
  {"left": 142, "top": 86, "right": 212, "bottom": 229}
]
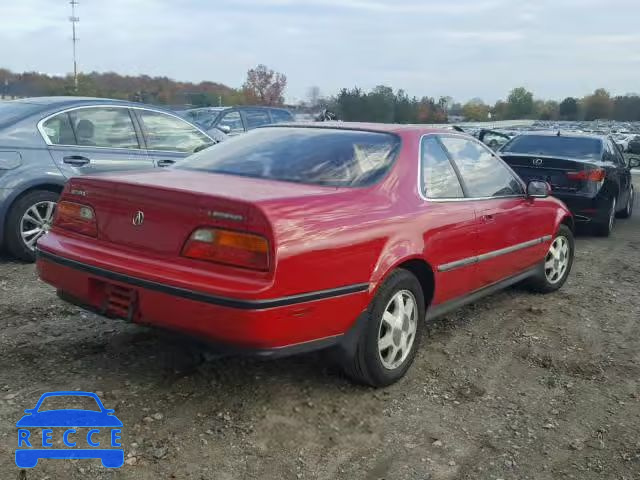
[{"left": 1, "top": 0, "right": 639, "bottom": 104}]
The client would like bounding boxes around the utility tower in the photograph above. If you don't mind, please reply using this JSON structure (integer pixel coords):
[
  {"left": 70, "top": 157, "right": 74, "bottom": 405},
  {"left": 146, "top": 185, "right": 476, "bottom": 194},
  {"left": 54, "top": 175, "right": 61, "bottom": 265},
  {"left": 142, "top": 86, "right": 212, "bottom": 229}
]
[{"left": 69, "top": 0, "right": 79, "bottom": 91}]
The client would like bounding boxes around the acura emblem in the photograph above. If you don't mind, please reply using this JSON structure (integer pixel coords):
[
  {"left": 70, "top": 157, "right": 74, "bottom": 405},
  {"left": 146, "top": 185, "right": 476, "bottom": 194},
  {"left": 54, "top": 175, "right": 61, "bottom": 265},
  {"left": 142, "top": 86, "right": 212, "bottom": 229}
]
[
  {"left": 533, "top": 158, "right": 543, "bottom": 166},
  {"left": 132, "top": 211, "right": 145, "bottom": 226}
]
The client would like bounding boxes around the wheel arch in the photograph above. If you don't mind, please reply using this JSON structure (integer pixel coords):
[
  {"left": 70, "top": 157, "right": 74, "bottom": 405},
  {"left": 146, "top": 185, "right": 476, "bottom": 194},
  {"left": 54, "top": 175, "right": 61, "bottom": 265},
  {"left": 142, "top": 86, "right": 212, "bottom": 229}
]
[
  {"left": 1, "top": 181, "right": 65, "bottom": 244},
  {"left": 371, "top": 255, "right": 436, "bottom": 310}
]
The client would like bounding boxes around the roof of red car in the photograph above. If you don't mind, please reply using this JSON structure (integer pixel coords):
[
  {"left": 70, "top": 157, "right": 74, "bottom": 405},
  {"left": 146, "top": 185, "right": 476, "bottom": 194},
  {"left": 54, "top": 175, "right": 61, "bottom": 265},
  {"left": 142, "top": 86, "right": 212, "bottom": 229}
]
[{"left": 266, "top": 122, "right": 454, "bottom": 135}]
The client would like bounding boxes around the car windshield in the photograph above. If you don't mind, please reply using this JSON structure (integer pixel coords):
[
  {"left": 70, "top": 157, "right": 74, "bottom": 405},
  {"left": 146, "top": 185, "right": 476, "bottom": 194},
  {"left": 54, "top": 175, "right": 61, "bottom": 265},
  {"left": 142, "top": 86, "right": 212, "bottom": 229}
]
[
  {"left": 37, "top": 395, "right": 101, "bottom": 412},
  {"left": 0, "top": 101, "right": 45, "bottom": 127},
  {"left": 176, "top": 127, "right": 401, "bottom": 187},
  {"left": 502, "top": 135, "right": 602, "bottom": 159}
]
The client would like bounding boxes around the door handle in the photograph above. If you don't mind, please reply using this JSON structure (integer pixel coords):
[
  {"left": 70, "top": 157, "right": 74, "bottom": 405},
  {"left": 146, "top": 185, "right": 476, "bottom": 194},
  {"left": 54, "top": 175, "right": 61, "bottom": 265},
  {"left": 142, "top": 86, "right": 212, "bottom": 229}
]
[
  {"left": 63, "top": 155, "right": 90, "bottom": 166},
  {"left": 481, "top": 214, "right": 495, "bottom": 223},
  {"left": 157, "top": 159, "right": 175, "bottom": 167}
]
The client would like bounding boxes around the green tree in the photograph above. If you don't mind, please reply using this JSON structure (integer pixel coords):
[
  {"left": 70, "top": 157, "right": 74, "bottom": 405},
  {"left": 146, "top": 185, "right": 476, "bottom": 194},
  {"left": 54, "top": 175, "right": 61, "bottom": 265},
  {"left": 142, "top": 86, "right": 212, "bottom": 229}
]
[
  {"left": 462, "top": 99, "right": 490, "bottom": 121},
  {"left": 559, "top": 97, "right": 579, "bottom": 120},
  {"left": 506, "top": 87, "right": 534, "bottom": 119},
  {"left": 583, "top": 89, "right": 613, "bottom": 121}
]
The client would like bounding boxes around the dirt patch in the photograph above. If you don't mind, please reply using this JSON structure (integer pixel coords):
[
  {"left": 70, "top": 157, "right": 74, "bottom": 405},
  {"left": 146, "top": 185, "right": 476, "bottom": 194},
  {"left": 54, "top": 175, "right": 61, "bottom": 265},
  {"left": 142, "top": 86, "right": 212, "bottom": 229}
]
[{"left": 1, "top": 181, "right": 639, "bottom": 479}]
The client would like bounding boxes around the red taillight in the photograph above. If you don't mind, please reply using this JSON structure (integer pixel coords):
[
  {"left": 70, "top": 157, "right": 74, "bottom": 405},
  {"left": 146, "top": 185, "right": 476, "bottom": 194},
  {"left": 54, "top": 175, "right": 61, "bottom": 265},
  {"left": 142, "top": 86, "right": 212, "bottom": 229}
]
[
  {"left": 182, "top": 228, "right": 270, "bottom": 271},
  {"left": 54, "top": 201, "right": 97, "bottom": 237},
  {"left": 566, "top": 169, "right": 606, "bottom": 182}
]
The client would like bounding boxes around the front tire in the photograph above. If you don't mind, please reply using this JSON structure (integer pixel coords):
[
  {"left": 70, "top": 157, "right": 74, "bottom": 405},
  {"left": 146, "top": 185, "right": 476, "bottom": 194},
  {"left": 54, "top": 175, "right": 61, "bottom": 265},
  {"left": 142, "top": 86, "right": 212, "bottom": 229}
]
[
  {"left": 617, "top": 185, "right": 634, "bottom": 219},
  {"left": 5, "top": 190, "right": 59, "bottom": 262},
  {"left": 341, "top": 269, "right": 425, "bottom": 387},
  {"left": 526, "top": 225, "right": 574, "bottom": 293}
]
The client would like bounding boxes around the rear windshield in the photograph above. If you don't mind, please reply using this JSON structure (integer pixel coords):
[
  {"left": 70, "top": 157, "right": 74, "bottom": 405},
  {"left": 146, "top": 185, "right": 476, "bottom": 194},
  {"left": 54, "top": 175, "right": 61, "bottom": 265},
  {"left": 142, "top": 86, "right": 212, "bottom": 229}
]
[
  {"left": 176, "top": 127, "right": 400, "bottom": 187},
  {"left": 502, "top": 135, "right": 603, "bottom": 159}
]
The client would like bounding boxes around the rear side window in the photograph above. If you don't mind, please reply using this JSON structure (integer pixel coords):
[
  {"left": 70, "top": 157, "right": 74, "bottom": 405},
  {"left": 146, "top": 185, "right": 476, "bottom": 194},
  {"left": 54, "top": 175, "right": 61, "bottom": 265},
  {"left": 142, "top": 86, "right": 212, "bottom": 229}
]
[
  {"left": 270, "top": 109, "right": 293, "bottom": 123},
  {"left": 68, "top": 107, "right": 139, "bottom": 149},
  {"left": 421, "top": 137, "right": 463, "bottom": 199},
  {"left": 440, "top": 136, "right": 523, "bottom": 198},
  {"left": 42, "top": 113, "right": 76, "bottom": 145},
  {"left": 244, "top": 110, "right": 271, "bottom": 129},
  {"left": 502, "top": 135, "right": 602, "bottom": 160},
  {"left": 177, "top": 127, "right": 400, "bottom": 187}
]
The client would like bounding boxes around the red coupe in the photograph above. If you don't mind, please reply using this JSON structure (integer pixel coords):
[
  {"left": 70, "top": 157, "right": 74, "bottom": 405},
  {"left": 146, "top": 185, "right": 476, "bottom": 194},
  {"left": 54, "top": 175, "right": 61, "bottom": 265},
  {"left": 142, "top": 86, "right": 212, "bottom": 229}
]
[{"left": 36, "top": 125, "right": 575, "bottom": 387}]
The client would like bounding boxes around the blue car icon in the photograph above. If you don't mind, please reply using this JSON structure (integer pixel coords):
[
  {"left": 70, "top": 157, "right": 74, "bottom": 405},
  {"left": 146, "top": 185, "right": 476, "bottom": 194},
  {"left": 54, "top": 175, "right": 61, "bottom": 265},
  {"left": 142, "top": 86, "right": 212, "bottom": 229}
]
[{"left": 15, "top": 391, "right": 123, "bottom": 468}]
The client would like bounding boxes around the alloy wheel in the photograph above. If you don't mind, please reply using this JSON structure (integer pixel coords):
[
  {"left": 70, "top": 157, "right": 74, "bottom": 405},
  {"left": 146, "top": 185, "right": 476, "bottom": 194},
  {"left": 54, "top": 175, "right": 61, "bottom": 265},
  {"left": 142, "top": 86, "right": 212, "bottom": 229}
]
[
  {"left": 378, "top": 290, "right": 418, "bottom": 370},
  {"left": 545, "top": 236, "right": 570, "bottom": 284},
  {"left": 20, "top": 201, "right": 56, "bottom": 251}
]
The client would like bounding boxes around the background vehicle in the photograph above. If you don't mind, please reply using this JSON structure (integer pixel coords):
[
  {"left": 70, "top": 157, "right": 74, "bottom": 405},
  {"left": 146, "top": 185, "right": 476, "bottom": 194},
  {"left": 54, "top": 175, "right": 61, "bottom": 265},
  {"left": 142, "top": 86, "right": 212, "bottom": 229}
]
[
  {"left": 180, "top": 106, "right": 294, "bottom": 136},
  {"left": 0, "top": 97, "right": 217, "bottom": 261},
  {"left": 37, "top": 124, "right": 574, "bottom": 387},
  {"left": 499, "top": 132, "right": 640, "bottom": 236}
]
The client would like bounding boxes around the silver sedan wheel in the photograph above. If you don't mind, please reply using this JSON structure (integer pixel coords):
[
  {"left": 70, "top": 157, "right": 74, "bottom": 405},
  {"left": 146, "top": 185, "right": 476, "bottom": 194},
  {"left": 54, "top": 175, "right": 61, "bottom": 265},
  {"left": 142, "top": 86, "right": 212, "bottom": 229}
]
[
  {"left": 20, "top": 201, "right": 56, "bottom": 251},
  {"left": 545, "top": 236, "right": 570, "bottom": 284},
  {"left": 378, "top": 290, "right": 418, "bottom": 370}
]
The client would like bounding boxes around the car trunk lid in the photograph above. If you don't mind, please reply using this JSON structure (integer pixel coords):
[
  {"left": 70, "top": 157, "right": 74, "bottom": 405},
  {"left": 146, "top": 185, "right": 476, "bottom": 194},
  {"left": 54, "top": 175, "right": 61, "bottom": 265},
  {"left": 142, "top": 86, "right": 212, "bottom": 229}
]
[{"left": 500, "top": 154, "right": 602, "bottom": 193}]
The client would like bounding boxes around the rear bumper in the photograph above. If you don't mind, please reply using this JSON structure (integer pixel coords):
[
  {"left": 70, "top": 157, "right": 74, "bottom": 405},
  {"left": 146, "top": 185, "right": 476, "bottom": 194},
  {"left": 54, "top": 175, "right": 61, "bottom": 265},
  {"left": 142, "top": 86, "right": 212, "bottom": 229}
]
[
  {"left": 553, "top": 193, "right": 610, "bottom": 223},
  {"left": 36, "top": 248, "right": 370, "bottom": 354}
]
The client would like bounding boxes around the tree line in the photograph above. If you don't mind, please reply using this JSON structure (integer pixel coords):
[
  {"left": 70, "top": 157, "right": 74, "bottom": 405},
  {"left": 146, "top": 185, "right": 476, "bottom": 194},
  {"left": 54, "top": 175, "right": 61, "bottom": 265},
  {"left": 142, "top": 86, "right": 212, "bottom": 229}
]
[
  {"left": 0, "top": 64, "right": 286, "bottom": 108},
  {"left": 2, "top": 65, "right": 639, "bottom": 122}
]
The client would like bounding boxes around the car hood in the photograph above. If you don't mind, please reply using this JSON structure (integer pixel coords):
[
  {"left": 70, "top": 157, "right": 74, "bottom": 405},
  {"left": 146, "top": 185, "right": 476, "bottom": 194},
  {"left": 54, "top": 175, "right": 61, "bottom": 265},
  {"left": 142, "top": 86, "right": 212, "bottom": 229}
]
[{"left": 16, "top": 410, "right": 123, "bottom": 427}]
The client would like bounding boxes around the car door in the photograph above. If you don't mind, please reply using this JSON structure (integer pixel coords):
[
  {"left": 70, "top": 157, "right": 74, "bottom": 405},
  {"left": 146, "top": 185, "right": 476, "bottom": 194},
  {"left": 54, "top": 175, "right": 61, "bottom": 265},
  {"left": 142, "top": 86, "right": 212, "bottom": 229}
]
[
  {"left": 420, "top": 135, "right": 479, "bottom": 303},
  {"left": 214, "top": 110, "right": 246, "bottom": 136},
  {"left": 439, "top": 135, "right": 552, "bottom": 287},
  {"left": 608, "top": 138, "right": 632, "bottom": 208},
  {"left": 41, "top": 106, "right": 153, "bottom": 177},
  {"left": 134, "top": 109, "right": 214, "bottom": 167}
]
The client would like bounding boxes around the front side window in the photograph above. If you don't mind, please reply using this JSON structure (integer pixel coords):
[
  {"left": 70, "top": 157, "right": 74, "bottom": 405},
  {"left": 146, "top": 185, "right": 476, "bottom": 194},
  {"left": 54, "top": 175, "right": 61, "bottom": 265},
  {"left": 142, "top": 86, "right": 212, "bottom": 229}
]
[
  {"left": 217, "top": 111, "right": 244, "bottom": 134},
  {"left": 41, "top": 112, "right": 76, "bottom": 145},
  {"left": 440, "top": 136, "right": 524, "bottom": 198},
  {"left": 67, "top": 108, "right": 139, "bottom": 149},
  {"left": 421, "top": 137, "right": 463, "bottom": 198},
  {"left": 244, "top": 110, "right": 271, "bottom": 129},
  {"left": 177, "top": 127, "right": 400, "bottom": 187},
  {"left": 138, "top": 110, "right": 212, "bottom": 153}
]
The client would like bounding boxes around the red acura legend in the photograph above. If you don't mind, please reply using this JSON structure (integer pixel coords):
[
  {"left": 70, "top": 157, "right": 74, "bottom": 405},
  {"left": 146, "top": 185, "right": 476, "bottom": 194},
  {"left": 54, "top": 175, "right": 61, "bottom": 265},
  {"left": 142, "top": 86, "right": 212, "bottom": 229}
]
[{"left": 36, "top": 125, "right": 574, "bottom": 386}]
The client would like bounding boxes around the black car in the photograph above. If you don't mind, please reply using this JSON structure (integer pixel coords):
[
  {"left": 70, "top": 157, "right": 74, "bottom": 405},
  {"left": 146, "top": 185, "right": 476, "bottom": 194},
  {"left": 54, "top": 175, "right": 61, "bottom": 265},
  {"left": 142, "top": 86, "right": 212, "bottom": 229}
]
[
  {"left": 499, "top": 132, "right": 640, "bottom": 236},
  {"left": 180, "top": 106, "right": 294, "bottom": 137}
]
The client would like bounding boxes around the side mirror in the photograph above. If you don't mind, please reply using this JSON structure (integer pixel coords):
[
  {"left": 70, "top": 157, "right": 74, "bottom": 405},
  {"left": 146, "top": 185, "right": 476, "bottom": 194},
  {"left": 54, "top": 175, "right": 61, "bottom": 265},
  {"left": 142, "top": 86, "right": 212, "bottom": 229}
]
[
  {"left": 628, "top": 157, "right": 640, "bottom": 169},
  {"left": 527, "top": 180, "right": 550, "bottom": 198},
  {"left": 217, "top": 125, "right": 231, "bottom": 135}
]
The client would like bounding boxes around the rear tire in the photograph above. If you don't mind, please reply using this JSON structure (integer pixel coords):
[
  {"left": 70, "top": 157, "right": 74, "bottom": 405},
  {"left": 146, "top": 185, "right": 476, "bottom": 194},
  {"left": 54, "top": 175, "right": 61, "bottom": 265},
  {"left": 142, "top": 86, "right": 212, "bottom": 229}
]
[
  {"left": 526, "top": 225, "right": 574, "bottom": 294},
  {"left": 341, "top": 269, "right": 425, "bottom": 387},
  {"left": 594, "top": 197, "right": 616, "bottom": 237},
  {"left": 5, "top": 190, "right": 59, "bottom": 262},
  {"left": 617, "top": 185, "right": 634, "bottom": 219}
]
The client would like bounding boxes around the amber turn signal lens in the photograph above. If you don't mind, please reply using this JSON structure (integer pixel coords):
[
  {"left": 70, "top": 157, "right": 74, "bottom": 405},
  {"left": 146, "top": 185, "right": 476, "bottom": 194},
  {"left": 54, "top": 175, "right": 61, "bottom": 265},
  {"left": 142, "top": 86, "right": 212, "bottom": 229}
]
[
  {"left": 182, "top": 228, "right": 269, "bottom": 270},
  {"left": 55, "top": 201, "right": 98, "bottom": 237}
]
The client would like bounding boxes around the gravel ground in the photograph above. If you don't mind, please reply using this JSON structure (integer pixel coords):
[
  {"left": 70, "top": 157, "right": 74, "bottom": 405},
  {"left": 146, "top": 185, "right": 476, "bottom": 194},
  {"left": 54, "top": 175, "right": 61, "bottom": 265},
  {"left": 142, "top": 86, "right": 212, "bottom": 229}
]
[{"left": 1, "top": 178, "right": 639, "bottom": 480}]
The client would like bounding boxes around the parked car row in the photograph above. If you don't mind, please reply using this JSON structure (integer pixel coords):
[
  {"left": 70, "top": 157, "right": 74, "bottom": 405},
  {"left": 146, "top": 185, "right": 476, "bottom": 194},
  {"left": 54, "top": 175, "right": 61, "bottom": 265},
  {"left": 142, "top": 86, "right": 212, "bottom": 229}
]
[
  {"left": 178, "top": 106, "right": 294, "bottom": 137},
  {"left": 1, "top": 96, "right": 637, "bottom": 387}
]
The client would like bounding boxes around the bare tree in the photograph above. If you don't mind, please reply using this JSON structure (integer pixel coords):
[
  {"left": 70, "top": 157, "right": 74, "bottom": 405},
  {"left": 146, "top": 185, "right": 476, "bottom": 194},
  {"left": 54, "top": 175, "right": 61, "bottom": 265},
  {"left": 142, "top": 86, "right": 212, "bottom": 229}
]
[{"left": 243, "top": 64, "right": 287, "bottom": 106}]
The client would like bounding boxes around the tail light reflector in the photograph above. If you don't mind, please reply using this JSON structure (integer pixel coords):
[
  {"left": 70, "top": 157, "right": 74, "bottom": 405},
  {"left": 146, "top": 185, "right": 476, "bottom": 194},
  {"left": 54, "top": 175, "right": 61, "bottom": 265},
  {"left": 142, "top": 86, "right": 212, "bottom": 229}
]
[
  {"left": 182, "top": 228, "right": 270, "bottom": 271},
  {"left": 566, "top": 169, "right": 606, "bottom": 182},
  {"left": 54, "top": 201, "right": 97, "bottom": 237}
]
